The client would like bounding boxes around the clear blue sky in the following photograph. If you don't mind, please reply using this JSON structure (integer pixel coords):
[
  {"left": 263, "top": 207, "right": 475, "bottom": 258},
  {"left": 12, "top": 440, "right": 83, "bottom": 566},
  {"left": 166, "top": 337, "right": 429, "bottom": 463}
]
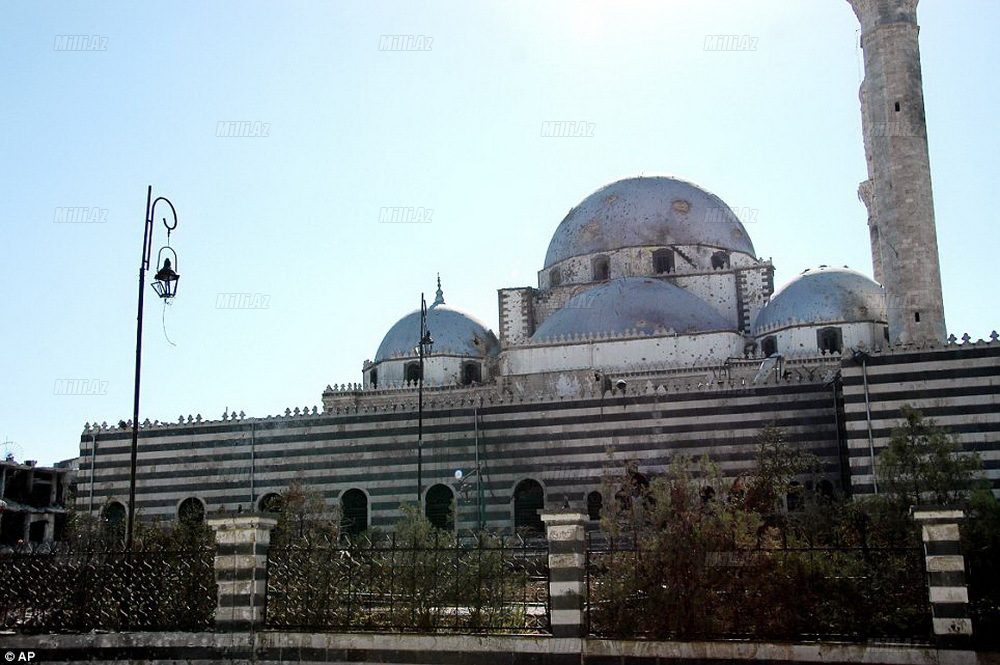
[{"left": 1, "top": 1, "right": 997, "bottom": 465}]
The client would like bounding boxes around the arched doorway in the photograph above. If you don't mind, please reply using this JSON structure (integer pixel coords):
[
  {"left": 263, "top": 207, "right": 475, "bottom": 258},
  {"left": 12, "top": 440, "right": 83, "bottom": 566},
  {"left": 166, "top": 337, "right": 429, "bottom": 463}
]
[
  {"left": 513, "top": 479, "right": 544, "bottom": 534},
  {"left": 425, "top": 484, "right": 454, "bottom": 530}
]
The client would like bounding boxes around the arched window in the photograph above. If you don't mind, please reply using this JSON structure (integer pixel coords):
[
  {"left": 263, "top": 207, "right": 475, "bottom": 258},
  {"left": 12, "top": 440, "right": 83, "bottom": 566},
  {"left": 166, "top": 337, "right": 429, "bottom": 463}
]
[
  {"left": 762, "top": 336, "right": 778, "bottom": 357},
  {"left": 586, "top": 491, "right": 603, "bottom": 521},
  {"left": 786, "top": 481, "right": 804, "bottom": 511},
  {"left": 178, "top": 497, "right": 206, "bottom": 524},
  {"left": 700, "top": 486, "right": 716, "bottom": 504},
  {"left": 817, "top": 327, "right": 843, "bottom": 354},
  {"left": 102, "top": 501, "right": 126, "bottom": 526},
  {"left": 817, "top": 479, "right": 835, "bottom": 501},
  {"left": 550, "top": 267, "right": 562, "bottom": 287},
  {"left": 711, "top": 250, "right": 730, "bottom": 270},
  {"left": 259, "top": 493, "right": 283, "bottom": 513},
  {"left": 369, "top": 368, "right": 378, "bottom": 389},
  {"left": 404, "top": 362, "right": 421, "bottom": 383},
  {"left": 462, "top": 362, "right": 482, "bottom": 385},
  {"left": 652, "top": 249, "right": 674, "bottom": 274},
  {"left": 340, "top": 489, "right": 368, "bottom": 536},
  {"left": 513, "top": 479, "right": 544, "bottom": 534},
  {"left": 425, "top": 484, "right": 454, "bottom": 530},
  {"left": 592, "top": 256, "right": 610, "bottom": 281}
]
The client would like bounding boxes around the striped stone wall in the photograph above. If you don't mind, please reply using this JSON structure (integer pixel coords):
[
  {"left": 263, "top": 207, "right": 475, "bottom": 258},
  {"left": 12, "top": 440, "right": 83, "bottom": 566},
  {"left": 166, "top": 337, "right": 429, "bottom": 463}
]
[
  {"left": 1, "top": 631, "right": 985, "bottom": 664},
  {"left": 76, "top": 378, "right": 843, "bottom": 529},
  {"left": 841, "top": 341, "right": 1000, "bottom": 496}
]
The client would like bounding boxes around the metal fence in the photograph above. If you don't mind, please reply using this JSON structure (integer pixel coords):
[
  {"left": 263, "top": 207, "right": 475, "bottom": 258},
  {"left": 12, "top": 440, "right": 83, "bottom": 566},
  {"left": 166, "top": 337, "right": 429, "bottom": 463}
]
[
  {"left": 266, "top": 533, "right": 549, "bottom": 633},
  {"left": 966, "top": 546, "right": 1000, "bottom": 649},
  {"left": 586, "top": 538, "right": 929, "bottom": 642},
  {"left": 0, "top": 548, "right": 215, "bottom": 633}
]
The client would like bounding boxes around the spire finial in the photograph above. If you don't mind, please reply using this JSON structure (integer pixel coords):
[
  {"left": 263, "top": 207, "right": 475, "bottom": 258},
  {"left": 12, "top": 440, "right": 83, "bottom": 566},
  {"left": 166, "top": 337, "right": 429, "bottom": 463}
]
[{"left": 433, "top": 273, "right": 445, "bottom": 306}]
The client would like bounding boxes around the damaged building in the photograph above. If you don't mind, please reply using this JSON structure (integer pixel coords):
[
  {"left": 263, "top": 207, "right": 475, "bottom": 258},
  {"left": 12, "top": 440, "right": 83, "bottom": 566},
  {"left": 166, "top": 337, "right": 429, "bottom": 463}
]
[{"left": 75, "top": 0, "right": 999, "bottom": 533}]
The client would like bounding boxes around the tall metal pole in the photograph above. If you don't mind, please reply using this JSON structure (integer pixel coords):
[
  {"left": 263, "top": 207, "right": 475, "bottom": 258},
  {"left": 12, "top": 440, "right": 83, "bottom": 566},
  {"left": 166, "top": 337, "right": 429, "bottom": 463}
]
[
  {"left": 417, "top": 293, "right": 427, "bottom": 506},
  {"left": 126, "top": 186, "right": 178, "bottom": 551},
  {"left": 126, "top": 186, "right": 154, "bottom": 552},
  {"left": 475, "top": 405, "right": 483, "bottom": 530}
]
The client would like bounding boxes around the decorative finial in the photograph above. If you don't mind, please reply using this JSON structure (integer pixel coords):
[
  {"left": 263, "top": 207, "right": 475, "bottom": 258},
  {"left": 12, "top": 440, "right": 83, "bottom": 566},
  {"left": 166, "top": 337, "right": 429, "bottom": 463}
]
[{"left": 432, "top": 273, "right": 445, "bottom": 307}]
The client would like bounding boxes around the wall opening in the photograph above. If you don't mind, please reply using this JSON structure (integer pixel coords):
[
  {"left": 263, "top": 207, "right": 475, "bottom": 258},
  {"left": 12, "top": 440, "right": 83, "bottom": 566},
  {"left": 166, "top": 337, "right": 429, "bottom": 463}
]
[
  {"left": 587, "top": 491, "right": 603, "bottom": 521},
  {"left": 762, "top": 336, "right": 778, "bottom": 357},
  {"left": 817, "top": 327, "right": 843, "bottom": 354},
  {"left": 404, "top": 362, "right": 421, "bottom": 383},
  {"left": 652, "top": 249, "right": 674, "bottom": 274},
  {"left": 425, "top": 484, "right": 454, "bottom": 530},
  {"left": 593, "top": 255, "right": 610, "bottom": 281},
  {"left": 786, "top": 481, "right": 804, "bottom": 511},
  {"left": 550, "top": 268, "right": 562, "bottom": 287},
  {"left": 178, "top": 497, "right": 206, "bottom": 525},
  {"left": 710, "top": 251, "right": 730, "bottom": 270},
  {"left": 102, "top": 501, "right": 126, "bottom": 526},
  {"left": 258, "top": 493, "right": 283, "bottom": 513},
  {"left": 513, "top": 479, "right": 544, "bottom": 534},
  {"left": 341, "top": 488, "right": 368, "bottom": 536},
  {"left": 369, "top": 368, "right": 378, "bottom": 389},
  {"left": 462, "top": 361, "right": 482, "bottom": 385}
]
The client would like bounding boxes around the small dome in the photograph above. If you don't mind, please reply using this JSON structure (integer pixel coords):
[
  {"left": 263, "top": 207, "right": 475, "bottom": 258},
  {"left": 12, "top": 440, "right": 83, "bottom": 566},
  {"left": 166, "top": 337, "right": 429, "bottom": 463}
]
[
  {"left": 532, "top": 277, "right": 731, "bottom": 340},
  {"left": 543, "top": 176, "right": 755, "bottom": 269},
  {"left": 753, "top": 266, "right": 886, "bottom": 333},
  {"left": 375, "top": 303, "right": 499, "bottom": 362}
]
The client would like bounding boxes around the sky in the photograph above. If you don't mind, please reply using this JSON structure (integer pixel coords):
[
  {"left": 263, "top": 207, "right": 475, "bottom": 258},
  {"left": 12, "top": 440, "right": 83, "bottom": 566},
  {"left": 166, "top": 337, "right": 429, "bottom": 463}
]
[{"left": 0, "top": 1, "right": 997, "bottom": 466}]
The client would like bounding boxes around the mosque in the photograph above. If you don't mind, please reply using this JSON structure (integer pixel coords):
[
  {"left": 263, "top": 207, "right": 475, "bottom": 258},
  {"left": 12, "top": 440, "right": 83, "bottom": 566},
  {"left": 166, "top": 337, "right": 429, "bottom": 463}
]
[{"left": 74, "top": 0, "right": 1000, "bottom": 537}]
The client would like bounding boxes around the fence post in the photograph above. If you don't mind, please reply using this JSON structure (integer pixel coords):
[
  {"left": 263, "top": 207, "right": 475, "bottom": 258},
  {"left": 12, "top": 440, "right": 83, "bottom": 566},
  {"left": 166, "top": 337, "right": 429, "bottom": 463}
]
[
  {"left": 911, "top": 506, "right": 972, "bottom": 648},
  {"left": 540, "top": 510, "right": 588, "bottom": 638},
  {"left": 207, "top": 512, "right": 278, "bottom": 631}
]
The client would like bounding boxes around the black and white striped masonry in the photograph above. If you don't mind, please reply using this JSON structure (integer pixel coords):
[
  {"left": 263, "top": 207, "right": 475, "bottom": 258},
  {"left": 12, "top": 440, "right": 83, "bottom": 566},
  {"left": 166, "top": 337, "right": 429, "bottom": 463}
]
[
  {"left": 911, "top": 507, "right": 972, "bottom": 647},
  {"left": 541, "top": 510, "right": 588, "bottom": 639},
  {"left": 208, "top": 513, "right": 278, "bottom": 631}
]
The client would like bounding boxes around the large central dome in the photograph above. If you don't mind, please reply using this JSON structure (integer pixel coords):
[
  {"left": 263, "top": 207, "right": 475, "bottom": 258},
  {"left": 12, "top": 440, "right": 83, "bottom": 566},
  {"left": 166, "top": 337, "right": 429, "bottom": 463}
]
[{"left": 543, "top": 176, "right": 756, "bottom": 268}]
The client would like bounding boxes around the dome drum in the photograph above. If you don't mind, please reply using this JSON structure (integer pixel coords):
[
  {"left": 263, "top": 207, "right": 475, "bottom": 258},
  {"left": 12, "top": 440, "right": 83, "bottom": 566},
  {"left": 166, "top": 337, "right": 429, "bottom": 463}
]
[
  {"left": 540, "top": 244, "right": 761, "bottom": 290},
  {"left": 542, "top": 176, "right": 756, "bottom": 277}
]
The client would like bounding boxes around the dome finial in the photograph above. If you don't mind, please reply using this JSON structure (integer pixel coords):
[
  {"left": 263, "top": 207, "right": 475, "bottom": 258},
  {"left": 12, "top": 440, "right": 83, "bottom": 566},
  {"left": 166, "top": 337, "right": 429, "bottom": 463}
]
[{"left": 432, "top": 273, "right": 445, "bottom": 307}]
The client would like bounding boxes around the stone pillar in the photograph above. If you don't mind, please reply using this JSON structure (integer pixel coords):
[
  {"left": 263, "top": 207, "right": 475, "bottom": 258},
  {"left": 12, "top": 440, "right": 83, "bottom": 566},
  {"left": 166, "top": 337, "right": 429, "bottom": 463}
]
[
  {"left": 541, "top": 510, "right": 588, "bottom": 638},
  {"left": 208, "top": 513, "right": 278, "bottom": 631},
  {"left": 912, "top": 507, "right": 972, "bottom": 647}
]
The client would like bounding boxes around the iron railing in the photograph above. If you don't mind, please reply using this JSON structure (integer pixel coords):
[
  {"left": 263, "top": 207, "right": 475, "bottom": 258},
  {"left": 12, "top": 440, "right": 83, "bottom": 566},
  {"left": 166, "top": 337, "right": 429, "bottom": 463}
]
[
  {"left": 0, "top": 548, "right": 215, "bottom": 633},
  {"left": 266, "top": 532, "right": 549, "bottom": 633},
  {"left": 586, "top": 537, "right": 929, "bottom": 642}
]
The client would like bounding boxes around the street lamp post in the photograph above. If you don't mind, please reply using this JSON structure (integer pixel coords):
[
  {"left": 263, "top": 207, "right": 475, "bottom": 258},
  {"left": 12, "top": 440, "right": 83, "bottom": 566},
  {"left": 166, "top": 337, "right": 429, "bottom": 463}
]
[
  {"left": 126, "top": 186, "right": 180, "bottom": 551},
  {"left": 416, "top": 293, "right": 433, "bottom": 506}
]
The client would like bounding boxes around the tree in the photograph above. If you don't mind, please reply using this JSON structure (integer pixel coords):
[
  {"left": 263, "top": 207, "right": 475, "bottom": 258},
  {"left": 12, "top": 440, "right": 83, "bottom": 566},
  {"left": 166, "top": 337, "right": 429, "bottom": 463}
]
[
  {"left": 876, "top": 405, "right": 981, "bottom": 509},
  {"left": 270, "top": 480, "right": 339, "bottom": 547}
]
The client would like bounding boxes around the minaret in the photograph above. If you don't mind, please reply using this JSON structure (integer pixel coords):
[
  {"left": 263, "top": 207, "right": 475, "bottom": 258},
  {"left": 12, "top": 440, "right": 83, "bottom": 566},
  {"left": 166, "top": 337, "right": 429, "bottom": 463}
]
[{"left": 847, "top": 0, "right": 946, "bottom": 344}]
